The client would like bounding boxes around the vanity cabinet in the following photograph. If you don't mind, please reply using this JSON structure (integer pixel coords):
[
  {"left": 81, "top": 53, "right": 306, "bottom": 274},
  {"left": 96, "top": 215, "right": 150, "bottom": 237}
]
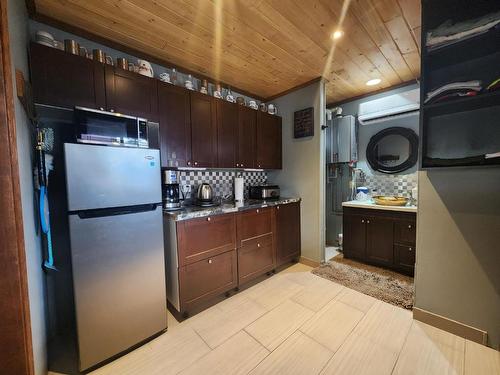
[
  {"left": 275, "top": 202, "right": 301, "bottom": 266},
  {"left": 158, "top": 83, "right": 191, "bottom": 168},
  {"left": 104, "top": 65, "right": 158, "bottom": 121},
  {"left": 30, "top": 42, "right": 105, "bottom": 110},
  {"left": 343, "top": 207, "right": 416, "bottom": 275}
]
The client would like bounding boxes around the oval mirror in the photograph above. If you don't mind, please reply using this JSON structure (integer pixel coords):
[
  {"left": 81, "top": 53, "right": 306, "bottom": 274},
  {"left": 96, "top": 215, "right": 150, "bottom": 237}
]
[{"left": 366, "top": 127, "right": 418, "bottom": 174}]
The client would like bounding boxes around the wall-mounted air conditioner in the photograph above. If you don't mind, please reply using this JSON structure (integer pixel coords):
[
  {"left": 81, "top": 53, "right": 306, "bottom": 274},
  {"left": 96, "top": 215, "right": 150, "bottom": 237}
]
[{"left": 358, "top": 88, "right": 420, "bottom": 125}]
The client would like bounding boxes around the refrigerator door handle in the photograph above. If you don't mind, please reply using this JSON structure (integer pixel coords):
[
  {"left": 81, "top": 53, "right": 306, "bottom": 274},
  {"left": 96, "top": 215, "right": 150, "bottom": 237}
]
[{"left": 75, "top": 204, "right": 159, "bottom": 219}]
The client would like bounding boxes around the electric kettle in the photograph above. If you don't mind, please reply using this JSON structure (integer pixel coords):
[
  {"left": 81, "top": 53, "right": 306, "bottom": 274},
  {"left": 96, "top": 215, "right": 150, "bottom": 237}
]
[{"left": 196, "top": 183, "right": 214, "bottom": 202}]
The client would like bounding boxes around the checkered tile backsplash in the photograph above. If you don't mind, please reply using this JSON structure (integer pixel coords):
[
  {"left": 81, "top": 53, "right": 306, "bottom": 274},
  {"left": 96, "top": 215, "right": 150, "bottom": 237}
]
[
  {"left": 179, "top": 170, "right": 267, "bottom": 199},
  {"left": 357, "top": 173, "right": 418, "bottom": 197}
]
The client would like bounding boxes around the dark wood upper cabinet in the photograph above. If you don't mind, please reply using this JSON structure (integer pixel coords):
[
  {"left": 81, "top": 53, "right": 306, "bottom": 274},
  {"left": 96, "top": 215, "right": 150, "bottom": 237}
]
[
  {"left": 237, "top": 106, "right": 257, "bottom": 169},
  {"left": 158, "top": 83, "right": 191, "bottom": 168},
  {"left": 104, "top": 65, "right": 158, "bottom": 120},
  {"left": 30, "top": 42, "right": 105, "bottom": 110},
  {"left": 257, "top": 112, "right": 282, "bottom": 169},
  {"left": 216, "top": 100, "right": 238, "bottom": 168},
  {"left": 275, "top": 202, "right": 301, "bottom": 266},
  {"left": 190, "top": 92, "right": 217, "bottom": 168}
]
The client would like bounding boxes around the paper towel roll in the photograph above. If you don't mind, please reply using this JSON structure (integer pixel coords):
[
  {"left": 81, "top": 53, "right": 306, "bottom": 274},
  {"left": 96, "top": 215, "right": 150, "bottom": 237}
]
[{"left": 234, "top": 177, "right": 244, "bottom": 202}]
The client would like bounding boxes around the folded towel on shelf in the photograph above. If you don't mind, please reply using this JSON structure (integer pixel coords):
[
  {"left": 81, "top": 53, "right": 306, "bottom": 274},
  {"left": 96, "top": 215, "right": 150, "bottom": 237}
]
[
  {"left": 427, "top": 11, "right": 500, "bottom": 50},
  {"left": 425, "top": 80, "right": 482, "bottom": 103}
]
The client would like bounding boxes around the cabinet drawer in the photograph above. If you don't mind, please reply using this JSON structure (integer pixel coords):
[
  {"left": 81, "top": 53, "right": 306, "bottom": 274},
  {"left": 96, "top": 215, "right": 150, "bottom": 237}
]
[
  {"left": 238, "top": 234, "right": 275, "bottom": 284},
  {"left": 237, "top": 207, "right": 273, "bottom": 245},
  {"left": 180, "top": 250, "right": 237, "bottom": 309},
  {"left": 177, "top": 214, "right": 236, "bottom": 266},
  {"left": 394, "top": 244, "right": 415, "bottom": 275},
  {"left": 394, "top": 220, "right": 416, "bottom": 245}
]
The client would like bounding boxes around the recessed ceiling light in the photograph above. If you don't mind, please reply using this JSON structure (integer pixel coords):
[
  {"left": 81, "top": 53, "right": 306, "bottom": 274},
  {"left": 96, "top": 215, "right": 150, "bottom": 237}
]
[
  {"left": 332, "top": 30, "right": 344, "bottom": 40},
  {"left": 366, "top": 78, "right": 381, "bottom": 86}
]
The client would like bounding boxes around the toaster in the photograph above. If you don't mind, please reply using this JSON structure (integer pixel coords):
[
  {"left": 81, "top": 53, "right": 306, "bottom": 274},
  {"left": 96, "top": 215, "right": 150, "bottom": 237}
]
[{"left": 249, "top": 185, "right": 280, "bottom": 200}]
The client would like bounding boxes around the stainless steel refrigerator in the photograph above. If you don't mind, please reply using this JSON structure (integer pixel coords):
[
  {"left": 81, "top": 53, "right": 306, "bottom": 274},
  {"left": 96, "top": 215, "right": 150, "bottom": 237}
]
[{"left": 63, "top": 143, "right": 167, "bottom": 371}]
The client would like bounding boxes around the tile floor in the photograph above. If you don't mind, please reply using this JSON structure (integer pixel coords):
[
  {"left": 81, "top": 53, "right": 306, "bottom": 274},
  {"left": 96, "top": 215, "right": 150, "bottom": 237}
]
[{"left": 51, "top": 263, "right": 499, "bottom": 375}]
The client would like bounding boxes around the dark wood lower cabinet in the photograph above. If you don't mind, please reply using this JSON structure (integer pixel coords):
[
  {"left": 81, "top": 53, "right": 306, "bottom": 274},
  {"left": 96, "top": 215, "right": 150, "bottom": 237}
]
[
  {"left": 179, "top": 250, "right": 237, "bottom": 312},
  {"left": 275, "top": 202, "right": 301, "bottom": 266},
  {"left": 166, "top": 202, "right": 301, "bottom": 316},
  {"left": 238, "top": 233, "right": 274, "bottom": 284},
  {"left": 343, "top": 207, "right": 416, "bottom": 275},
  {"left": 365, "top": 215, "right": 394, "bottom": 267}
]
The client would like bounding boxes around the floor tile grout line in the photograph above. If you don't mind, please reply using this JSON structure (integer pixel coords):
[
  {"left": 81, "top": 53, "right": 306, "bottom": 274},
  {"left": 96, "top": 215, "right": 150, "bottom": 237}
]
[
  {"left": 389, "top": 317, "right": 414, "bottom": 375},
  {"left": 462, "top": 339, "right": 467, "bottom": 375},
  {"left": 316, "top": 300, "right": 382, "bottom": 374}
]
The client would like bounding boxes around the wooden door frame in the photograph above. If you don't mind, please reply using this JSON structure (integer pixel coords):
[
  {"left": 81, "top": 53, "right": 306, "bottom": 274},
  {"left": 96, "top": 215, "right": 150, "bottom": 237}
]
[{"left": 0, "top": 0, "right": 35, "bottom": 373}]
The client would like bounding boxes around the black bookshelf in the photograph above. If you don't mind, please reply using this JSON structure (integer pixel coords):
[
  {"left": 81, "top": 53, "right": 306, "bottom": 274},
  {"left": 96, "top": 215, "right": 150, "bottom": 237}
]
[{"left": 420, "top": 0, "right": 500, "bottom": 169}]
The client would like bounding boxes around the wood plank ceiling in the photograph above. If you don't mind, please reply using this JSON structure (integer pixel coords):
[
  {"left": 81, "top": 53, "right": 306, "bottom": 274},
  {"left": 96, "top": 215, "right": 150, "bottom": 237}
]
[{"left": 30, "top": 0, "right": 421, "bottom": 104}]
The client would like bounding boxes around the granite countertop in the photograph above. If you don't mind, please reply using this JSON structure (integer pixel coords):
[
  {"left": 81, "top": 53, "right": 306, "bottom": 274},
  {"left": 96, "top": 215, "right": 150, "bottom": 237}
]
[
  {"left": 342, "top": 200, "right": 417, "bottom": 213},
  {"left": 164, "top": 197, "right": 301, "bottom": 221}
]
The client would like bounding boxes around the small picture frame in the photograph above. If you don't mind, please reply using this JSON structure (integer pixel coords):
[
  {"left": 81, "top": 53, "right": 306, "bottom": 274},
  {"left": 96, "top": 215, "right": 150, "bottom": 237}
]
[{"left": 294, "top": 107, "right": 314, "bottom": 138}]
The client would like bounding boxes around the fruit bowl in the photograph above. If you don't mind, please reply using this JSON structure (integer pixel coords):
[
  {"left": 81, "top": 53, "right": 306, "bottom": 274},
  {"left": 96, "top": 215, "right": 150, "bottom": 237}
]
[{"left": 372, "top": 196, "right": 408, "bottom": 206}]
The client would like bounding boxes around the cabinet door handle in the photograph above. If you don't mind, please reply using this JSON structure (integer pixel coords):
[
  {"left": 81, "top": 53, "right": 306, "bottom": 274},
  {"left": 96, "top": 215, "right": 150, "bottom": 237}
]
[
  {"left": 408, "top": 225, "right": 412, "bottom": 229},
  {"left": 277, "top": 206, "right": 280, "bottom": 210},
  {"left": 409, "top": 247, "right": 413, "bottom": 252},
  {"left": 207, "top": 217, "right": 211, "bottom": 222},
  {"left": 109, "top": 108, "right": 115, "bottom": 113},
  {"left": 99, "top": 107, "right": 104, "bottom": 111},
  {"left": 258, "top": 164, "right": 261, "bottom": 168},
  {"left": 257, "top": 243, "right": 261, "bottom": 248},
  {"left": 236, "top": 163, "right": 240, "bottom": 167},
  {"left": 367, "top": 220, "right": 370, "bottom": 224},
  {"left": 361, "top": 219, "right": 365, "bottom": 223},
  {"left": 208, "top": 259, "right": 213, "bottom": 264},
  {"left": 187, "top": 161, "right": 191, "bottom": 166},
  {"left": 194, "top": 161, "right": 198, "bottom": 166},
  {"left": 241, "top": 163, "right": 244, "bottom": 167}
]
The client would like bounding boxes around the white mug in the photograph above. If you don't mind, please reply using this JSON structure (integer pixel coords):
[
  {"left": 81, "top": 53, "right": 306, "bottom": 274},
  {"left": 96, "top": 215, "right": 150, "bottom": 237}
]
[
  {"left": 268, "top": 104, "right": 277, "bottom": 115},
  {"left": 248, "top": 100, "right": 258, "bottom": 110},
  {"left": 159, "top": 72, "right": 171, "bottom": 83}
]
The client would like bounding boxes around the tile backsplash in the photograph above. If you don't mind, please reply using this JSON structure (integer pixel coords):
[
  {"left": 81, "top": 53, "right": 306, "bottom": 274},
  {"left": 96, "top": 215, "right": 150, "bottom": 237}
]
[
  {"left": 178, "top": 170, "right": 267, "bottom": 199},
  {"left": 357, "top": 172, "right": 418, "bottom": 197}
]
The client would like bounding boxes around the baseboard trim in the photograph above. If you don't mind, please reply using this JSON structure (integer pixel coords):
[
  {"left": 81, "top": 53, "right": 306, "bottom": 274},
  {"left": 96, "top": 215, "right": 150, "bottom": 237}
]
[
  {"left": 299, "top": 256, "right": 320, "bottom": 268},
  {"left": 413, "top": 307, "right": 488, "bottom": 345}
]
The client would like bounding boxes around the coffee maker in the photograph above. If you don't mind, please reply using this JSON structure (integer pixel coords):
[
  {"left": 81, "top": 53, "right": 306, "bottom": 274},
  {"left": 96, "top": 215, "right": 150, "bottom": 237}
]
[{"left": 162, "top": 170, "right": 181, "bottom": 210}]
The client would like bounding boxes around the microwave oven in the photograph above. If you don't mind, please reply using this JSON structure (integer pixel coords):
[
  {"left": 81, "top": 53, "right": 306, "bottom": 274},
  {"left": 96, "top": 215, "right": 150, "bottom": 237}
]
[{"left": 74, "top": 106, "right": 158, "bottom": 148}]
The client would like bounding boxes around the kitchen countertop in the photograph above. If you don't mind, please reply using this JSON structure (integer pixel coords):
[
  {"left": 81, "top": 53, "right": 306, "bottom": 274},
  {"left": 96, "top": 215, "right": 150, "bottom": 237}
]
[
  {"left": 163, "top": 197, "right": 301, "bottom": 221},
  {"left": 342, "top": 200, "right": 417, "bottom": 213}
]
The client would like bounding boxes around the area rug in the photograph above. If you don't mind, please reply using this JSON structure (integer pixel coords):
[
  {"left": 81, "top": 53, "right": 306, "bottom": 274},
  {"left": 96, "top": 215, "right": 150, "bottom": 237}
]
[{"left": 312, "top": 254, "right": 414, "bottom": 310}]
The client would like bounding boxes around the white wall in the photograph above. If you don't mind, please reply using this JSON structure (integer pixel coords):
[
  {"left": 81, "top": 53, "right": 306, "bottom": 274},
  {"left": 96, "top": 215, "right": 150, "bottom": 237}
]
[
  {"left": 268, "top": 80, "right": 326, "bottom": 263},
  {"left": 8, "top": 1, "right": 47, "bottom": 373},
  {"left": 416, "top": 169, "right": 500, "bottom": 348},
  {"left": 333, "top": 83, "right": 419, "bottom": 176}
]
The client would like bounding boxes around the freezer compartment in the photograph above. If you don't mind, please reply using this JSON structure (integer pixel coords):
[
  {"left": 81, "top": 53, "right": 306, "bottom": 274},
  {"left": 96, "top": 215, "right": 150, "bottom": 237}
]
[
  {"left": 68, "top": 205, "right": 167, "bottom": 371},
  {"left": 64, "top": 143, "right": 161, "bottom": 211}
]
